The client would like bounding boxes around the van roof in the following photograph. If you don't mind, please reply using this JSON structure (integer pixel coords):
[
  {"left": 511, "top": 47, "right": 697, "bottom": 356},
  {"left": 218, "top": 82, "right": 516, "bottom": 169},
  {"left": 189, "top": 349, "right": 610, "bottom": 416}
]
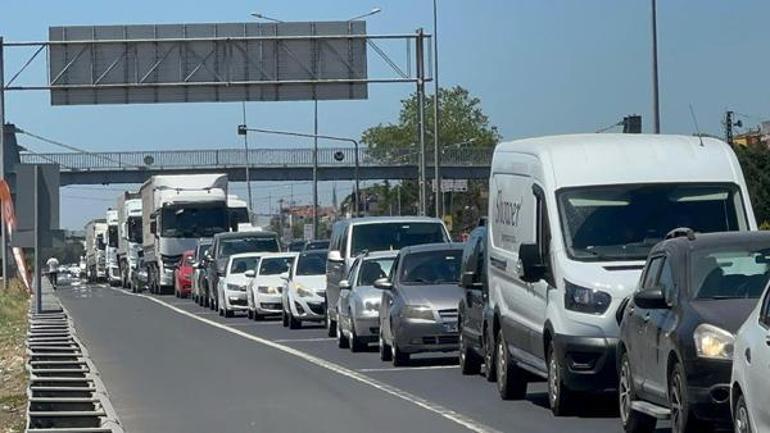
[{"left": 494, "top": 134, "right": 741, "bottom": 189}]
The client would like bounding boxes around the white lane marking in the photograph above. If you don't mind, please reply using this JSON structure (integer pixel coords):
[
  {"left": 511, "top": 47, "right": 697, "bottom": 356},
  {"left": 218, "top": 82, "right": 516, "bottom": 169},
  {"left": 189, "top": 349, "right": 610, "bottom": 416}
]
[
  {"left": 359, "top": 365, "right": 458, "bottom": 373},
  {"left": 229, "top": 321, "right": 282, "bottom": 326},
  {"left": 104, "top": 286, "right": 500, "bottom": 433},
  {"left": 273, "top": 337, "right": 336, "bottom": 343}
]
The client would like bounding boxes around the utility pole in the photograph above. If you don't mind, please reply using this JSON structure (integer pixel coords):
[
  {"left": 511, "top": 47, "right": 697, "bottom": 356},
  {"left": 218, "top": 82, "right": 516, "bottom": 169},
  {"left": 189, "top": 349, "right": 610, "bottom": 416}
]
[
  {"left": 415, "top": 28, "right": 427, "bottom": 216},
  {"left": 651, "top": 0, "right": 661, "bottom": 134},
  {"left": 725, "top": 110, "right": 737, "bottom": 147},
  {"left": 240, "top": 102, "right": 253, "bottom": 216},
  {"left": 312, "top": 99, "right": 318, "bottom": 240},
  {"left": 432, "top": 0, "right": 441, "bottom": 218}
]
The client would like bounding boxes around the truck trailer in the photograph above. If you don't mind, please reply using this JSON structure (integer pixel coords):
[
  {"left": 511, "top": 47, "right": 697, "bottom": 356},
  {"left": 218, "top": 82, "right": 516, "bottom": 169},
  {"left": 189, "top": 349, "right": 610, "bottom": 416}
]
[
  {"left": 84, "top": 218, "right": 107, "bottom": 282},
  {"left": 105, "top": 209, "right": 120, "bottom": 286},
  {"left": 141, "top": 174, "right": 229, "bottom": 294},
  {"left": 116, "top": 191, "right": 143, "bottom": 290}
]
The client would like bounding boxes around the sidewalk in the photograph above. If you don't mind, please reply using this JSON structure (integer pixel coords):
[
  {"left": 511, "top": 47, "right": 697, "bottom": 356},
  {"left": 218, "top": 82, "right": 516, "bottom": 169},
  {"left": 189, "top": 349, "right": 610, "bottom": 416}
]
[{"left": 33, "top": 276, "right": 63, "bottom": 314}]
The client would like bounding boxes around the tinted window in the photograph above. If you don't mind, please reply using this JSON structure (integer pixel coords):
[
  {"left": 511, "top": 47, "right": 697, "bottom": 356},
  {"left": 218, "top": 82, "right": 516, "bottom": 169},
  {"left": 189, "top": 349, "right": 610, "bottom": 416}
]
[
  {"left": 108, "top": 226, "right": 119, "bottom": 248},
  {"left": 557, "top": 184, "right": 747, "bottom": 261},
  {"left": 305, "top": 240, "right": 330, "bottom": 251},
  {"left": 161, "top": 205, "right": 228, "bottom": 238},
  {"left": 127, "top": 217, "right": 143, "bottom": 243},
  {"left": 399, "top": 250, "right": 462, "bottom": 285},
  {"left": 691, "top": 247, "right": 770, "bottom": 299},
  {"left": 219, "top": 237, "right": 280, "bottom": 257},
  {"left": 351, "top": 222, "right": 448, "bottom": 256},
  {"left": 642, "top": 257, "right": 664, "bottom": 290},
  {"left": 296, "top": 253, "right": 327, "bottom": 276},
  {"left": 230, "top": 257, "right": 258, "bottom": 274},
  {"left": 259, "top": 257, "right": 294, "bottom": 275},
  {"left": 760, "top": 291, "right": 770, "bottom": 327},
  {"left": 658, "top": 259, "right": 676, "bottom": 303},
  {"left": 358, "top": 257, "right": 396, "bottom": 287}
]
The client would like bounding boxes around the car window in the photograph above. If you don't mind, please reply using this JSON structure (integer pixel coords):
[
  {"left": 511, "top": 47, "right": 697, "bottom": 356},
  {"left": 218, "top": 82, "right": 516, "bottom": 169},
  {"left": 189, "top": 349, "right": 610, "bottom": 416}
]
[
  {"left": 691, "top": 247, "right": 770, "bottom": 300},
  {"left": 642, "top": 256, "right": 664, "bottom": 290},
  {"left": 761, "top": 289, "right": 770, "bottom": 328},
  {"left": 399, "top": 250, "right": 462, "bottom": 285},
  {"left": 358, "top": 257, "right": 395, "bottom": 287},
  {"left": 346, "top": 258, "right": 361, "bottom": 284},
  {"left": 259, "top": 257, "right": 294, "bottom": 275},
  {"left": 657, "top": 258, "right": 676, "bottom": 304},
  {"left": 230, "top": 257, "right": 258, "bottom": 274}
]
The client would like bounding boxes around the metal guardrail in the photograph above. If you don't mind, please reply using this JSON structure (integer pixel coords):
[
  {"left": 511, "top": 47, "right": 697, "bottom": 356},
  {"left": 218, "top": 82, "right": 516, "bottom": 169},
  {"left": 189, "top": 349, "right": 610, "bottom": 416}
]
[{"left": 20, "top": 147, "right": 493, "bottom": 171}]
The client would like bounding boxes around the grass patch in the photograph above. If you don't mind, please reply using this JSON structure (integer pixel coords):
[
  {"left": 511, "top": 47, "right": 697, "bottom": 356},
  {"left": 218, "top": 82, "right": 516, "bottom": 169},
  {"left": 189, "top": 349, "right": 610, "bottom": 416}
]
[{"left": 0, "top": 279, "right": 29, "bottom": 433}]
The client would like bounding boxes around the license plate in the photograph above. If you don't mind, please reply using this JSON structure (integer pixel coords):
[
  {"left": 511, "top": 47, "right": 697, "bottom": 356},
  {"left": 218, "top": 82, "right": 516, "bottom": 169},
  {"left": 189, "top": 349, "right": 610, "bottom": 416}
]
[{"left": 444, "top": 322, "right": 458, "bottom": 333}]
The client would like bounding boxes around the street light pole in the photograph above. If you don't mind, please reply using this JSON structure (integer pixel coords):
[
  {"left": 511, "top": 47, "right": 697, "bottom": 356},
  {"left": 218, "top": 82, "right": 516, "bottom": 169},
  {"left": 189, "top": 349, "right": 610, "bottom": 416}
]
[
  {"left": 415, "top": 28, "right": 427, "bottom": 217},
  {"left": 651, "top": 0, "right": 661, "bottom": 134},
  {"left": 312, "top": 100, "right": 318, "bottom": 238},
  {"left": 238, "top": 125, "right": 361, "bottom": 217},
  {"left": 432, "top": 0, "right": 441, "bottom": 218},
  {"left": 241, "top": 102, "right": 253, "bottom": 217}
]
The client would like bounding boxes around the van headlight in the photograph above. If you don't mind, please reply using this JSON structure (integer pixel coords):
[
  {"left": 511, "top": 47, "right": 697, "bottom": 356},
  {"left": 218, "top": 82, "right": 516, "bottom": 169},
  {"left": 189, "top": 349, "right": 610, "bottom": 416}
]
[
  {"left": 403, "top": 305, "right": 434, "bottom": 321},
  {"left": 694, "top": 324, "right": 734, "bottom": 360},
  {"left": 564, "top": 280, "right": 612, "bottom": 315}
]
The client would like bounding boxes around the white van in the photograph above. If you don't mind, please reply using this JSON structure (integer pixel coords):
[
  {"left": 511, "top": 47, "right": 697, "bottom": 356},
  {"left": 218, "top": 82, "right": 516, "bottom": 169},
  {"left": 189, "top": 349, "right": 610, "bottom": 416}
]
[{"left": 486, "top": 134, "right": 756, "bottom": 414}]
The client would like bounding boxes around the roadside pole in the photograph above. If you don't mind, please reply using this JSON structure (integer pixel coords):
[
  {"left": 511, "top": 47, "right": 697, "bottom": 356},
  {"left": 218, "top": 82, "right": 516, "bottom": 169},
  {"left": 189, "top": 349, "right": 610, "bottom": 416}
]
[
  {"left": 34, "top": 166, "right": 41, "bottom": 313},
  {"left": 0, "top": 37, "right": 7, "bottom": 290},
  {"left": 415, "top": 28, "right": 427, "bottom": 216}
]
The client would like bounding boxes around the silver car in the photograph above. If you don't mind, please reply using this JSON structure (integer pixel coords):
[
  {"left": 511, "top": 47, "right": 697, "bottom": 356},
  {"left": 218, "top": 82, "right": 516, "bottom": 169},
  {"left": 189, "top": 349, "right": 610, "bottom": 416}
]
[
  {"left": 378, "top": 243, "right": 465, "bottom": 366},
  {"left": 337, "top": 251, "right": 398, "bottom": 352}
]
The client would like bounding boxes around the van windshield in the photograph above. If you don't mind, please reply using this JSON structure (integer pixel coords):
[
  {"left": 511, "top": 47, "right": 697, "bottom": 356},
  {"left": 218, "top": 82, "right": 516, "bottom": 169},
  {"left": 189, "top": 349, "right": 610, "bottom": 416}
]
[
  {"left": 351, "top": 222, "right": 448, "bottom": 256},
  {"left": 557, "top": 183, "right": 747, "bottom": 261}
]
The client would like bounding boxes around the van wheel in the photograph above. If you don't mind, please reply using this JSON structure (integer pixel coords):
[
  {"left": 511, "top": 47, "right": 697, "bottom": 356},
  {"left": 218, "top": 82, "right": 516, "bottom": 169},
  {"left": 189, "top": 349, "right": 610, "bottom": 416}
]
[
  {"left": 224, "top": 308, "right": 233, "bottom": 318},
  {"left": 326, "top": 315, "right": 337, "bottom": 338},
  {"left": 548, "top": 341, "right": 576, "bottom": 416},
  {"left": 459, "top": 325, "right": 482, "bottom": 375},
  {"left": 496, "top": 329, "right": 527, "bottom": 400},
  {"left": 379, "top": 334, "right": 392, "bottom": 362},
  {"left": 483, "top": 326, "right": 497, "bottom": 382},
  {"left": 619, "top": 352, "right": 656, "bottom": 433}
]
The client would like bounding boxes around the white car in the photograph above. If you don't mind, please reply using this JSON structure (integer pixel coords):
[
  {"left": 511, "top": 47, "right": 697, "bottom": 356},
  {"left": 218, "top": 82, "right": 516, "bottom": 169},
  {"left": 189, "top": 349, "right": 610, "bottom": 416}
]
[
  {"left": 731, "top": 285, "right": 770, "bottom": 433},
  {"left": 281, "top": 250, "right": 328, "bottom": 329},
  {"left": 246, "top": 253, "right": 297, "bottom": 320},
  {"left": 217, "top": 253, "right": 260, "bottom": 318}
]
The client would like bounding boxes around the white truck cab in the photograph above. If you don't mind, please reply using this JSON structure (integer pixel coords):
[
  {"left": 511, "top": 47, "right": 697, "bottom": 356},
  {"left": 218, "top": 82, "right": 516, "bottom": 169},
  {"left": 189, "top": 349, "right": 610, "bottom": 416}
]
[
  {"left": 486, "top": 134, "right": 756, "bottom": 413},
  {"left": 105, "top": 209, "right": 120, "bottom": 286}
]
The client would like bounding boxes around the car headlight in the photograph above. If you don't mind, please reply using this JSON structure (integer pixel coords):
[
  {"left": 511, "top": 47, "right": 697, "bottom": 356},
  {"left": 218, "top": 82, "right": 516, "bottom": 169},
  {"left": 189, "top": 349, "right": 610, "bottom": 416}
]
[
  {"left": 403, "top": 305, "right": 435, "bottom": 321},
  {"left": 694, "top": 324, "right": 734, "bottom": 360},
  {"left": 258, "top": 286, "right": 281, "bottom": 294},
  {"left": 227, "top": 283, "right": 246, "bottom": 292},
  {"left": 564, "top": 280, "right": 612, "bottom": 315},
  {"left": 296, "top": 285, "right": 315, "bottom": 298}
]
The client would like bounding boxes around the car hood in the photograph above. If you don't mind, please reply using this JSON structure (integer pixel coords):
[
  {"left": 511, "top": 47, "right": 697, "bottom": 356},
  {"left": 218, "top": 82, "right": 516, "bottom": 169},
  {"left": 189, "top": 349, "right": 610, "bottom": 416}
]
[
  {"left": 690, "top": 298, "right": 760, "bottom": 334},
  {"left": 355, "top": 285, "right": 383, "bottom": 302},
  {"left": 224, "top": 274, "right": 251, "bottom": 287},
  {"left": 399, "top": 283, "right": 464, "bottom": 310},
  {"left": 293, "top": 275, "right": 326, "bottom": 291},
  {"left": 255, "top": 275, "right": 285, "bottom": 288}
]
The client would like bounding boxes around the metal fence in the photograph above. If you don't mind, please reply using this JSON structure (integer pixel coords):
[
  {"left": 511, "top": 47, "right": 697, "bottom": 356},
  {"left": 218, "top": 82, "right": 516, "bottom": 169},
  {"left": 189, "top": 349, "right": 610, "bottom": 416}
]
[{"left": 20, "top": 147, "right": 493, "bottom": 171}]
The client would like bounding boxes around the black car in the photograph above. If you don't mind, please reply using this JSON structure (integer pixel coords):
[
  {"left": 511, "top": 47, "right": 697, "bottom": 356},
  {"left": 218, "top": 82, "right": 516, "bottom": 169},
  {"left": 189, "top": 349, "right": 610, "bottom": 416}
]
[
  {"left": 618, "top": 229, "right": 770, "bottom": 433},
  {"left": 303, "top": 240, "right": 330, "bottom": 251},
  {"left": 192, "top": 239, "right": 212, "bottom": 307},
  {"left": 457, "top": 224, "right": 495, "bottom": 380}
]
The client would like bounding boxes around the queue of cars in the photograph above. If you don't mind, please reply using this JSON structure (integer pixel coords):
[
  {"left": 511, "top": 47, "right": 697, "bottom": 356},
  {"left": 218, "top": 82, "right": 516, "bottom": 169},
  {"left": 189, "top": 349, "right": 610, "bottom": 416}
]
[{"left": 114, "top": 134, "right": 770, "bottom": 433}]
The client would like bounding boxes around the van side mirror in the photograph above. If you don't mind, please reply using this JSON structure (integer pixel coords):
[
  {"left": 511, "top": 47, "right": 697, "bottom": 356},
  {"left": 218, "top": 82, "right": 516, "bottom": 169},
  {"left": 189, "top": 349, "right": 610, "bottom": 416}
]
[
  {"left": 373, "top": 278, "right": 392, "bottom": 290},
  {"left": 518, "top": 243, "right": 546, "bottom": 283},
  {"left": 339, "top": 279, "right": 351, "bottom": 291},
  {"left": 244, "top": 270, "right": 256, "bottom": 278},
  {"left": 328, "top": 250, "right": 344, "bottom": 263},
  {"left": 633, "top": 288, "right": 669, "bottom": 310}
]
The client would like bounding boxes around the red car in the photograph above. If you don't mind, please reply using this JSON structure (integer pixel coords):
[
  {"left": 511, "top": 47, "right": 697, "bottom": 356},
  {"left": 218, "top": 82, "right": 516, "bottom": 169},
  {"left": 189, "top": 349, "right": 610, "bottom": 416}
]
[{"left": 174, "top": 250, "right": 195, "bottom": 298}]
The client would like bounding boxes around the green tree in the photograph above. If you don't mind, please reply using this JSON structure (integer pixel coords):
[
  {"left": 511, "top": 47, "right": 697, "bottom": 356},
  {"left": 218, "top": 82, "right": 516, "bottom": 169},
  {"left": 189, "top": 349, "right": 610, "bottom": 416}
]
[
  {"left": 360, "top": 86, "right": 501, "bottom": 235},
  {"left": 735, "top": 143, "right": 770, "bottom": 227}
]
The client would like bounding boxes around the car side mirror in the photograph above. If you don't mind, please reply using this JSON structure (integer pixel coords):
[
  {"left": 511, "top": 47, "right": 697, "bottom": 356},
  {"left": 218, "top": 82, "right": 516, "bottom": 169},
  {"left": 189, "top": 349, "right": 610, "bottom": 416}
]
[
  {"left": 150, "top": 221, "right": 157, "bottom": 235},
  {"left": 339, "top": 279, "right": 351, "bottom": 291},
  {"left": 191, "top": 262, "right": 200, "bottom": 269},
  {"left": 633, "top": 288, "right": 669, "bottom": 310},
  {"left": 280, "top": 272, "right": 289, "bottom": 281},
  {"left": 519, "top": 243, "right": 546, "bottom": 283},
  {"left": 244, "top": 270, "right": 256, "bottom": 278},
  {"left": 373, "top": 278, "right": 392, "bottom": 290},
  {"left": 460, "top": 270, "right": 479, "bottom": 289},
  {"left": 328, "top": 250, "right": 344, "bottom": 263}
]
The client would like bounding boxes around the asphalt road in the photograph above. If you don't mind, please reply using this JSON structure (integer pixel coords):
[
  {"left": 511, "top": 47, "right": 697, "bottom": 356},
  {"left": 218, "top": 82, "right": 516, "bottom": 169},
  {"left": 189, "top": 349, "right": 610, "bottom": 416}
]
[{"left": 57, "top": 280, "right": 672, "bottom": 433}]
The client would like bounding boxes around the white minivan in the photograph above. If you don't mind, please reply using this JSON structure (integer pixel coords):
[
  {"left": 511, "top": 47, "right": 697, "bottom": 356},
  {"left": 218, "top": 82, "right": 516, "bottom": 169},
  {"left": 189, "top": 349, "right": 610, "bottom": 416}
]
[{"left": 486, "top": 133, "right": 756, "bottom": 415}]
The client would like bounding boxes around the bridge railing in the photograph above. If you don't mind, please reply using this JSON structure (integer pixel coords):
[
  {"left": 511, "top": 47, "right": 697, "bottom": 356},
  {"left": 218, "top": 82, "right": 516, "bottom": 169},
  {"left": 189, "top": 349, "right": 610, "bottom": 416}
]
[{"left": 20, "top": 147, "right": 493, "bottom": 171}]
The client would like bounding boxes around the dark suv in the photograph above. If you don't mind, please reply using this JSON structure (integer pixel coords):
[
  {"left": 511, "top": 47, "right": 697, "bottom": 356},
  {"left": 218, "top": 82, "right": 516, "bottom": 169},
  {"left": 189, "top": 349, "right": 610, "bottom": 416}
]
[
  {"left": 618, "top": 229, "right": 770, "bottom": 433},
  {"left": 457, "top": 223, "right": 495, "bottom": 380}
]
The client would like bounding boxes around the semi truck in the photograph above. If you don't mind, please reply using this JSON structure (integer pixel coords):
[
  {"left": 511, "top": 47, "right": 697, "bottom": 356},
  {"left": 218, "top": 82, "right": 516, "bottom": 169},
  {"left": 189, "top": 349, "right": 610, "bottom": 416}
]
[
  {"left": 105, "top": 209, "right": 120, "bottom": 286},
  {"left": 141, "top": 174, "right": 229, "bottom": 294},
  {"left": 116, "top": 191, "right": 143, "bottom": 290},
  {"left": 228, "top": 194, "right": 250, "bottom": 231},
  {"left": 84, "top": 218, "right": 108, "bottom": 282}
]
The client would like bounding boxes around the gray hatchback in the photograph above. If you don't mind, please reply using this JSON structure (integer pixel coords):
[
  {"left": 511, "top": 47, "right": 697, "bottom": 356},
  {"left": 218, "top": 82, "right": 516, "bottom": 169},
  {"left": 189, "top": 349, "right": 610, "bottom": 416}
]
[{"left": 377, "top": 243, "right": 465, "bottom": 366}]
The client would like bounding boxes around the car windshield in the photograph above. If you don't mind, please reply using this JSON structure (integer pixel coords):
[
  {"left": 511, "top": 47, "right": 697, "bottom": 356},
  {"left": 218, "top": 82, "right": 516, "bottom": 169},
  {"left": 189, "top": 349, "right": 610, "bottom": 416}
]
[
  {"left": 691, "top": 246, "right": 770, "bottom": 299},
  {"left": 305, "top": 240, "right": 330, "bottom": 251},
  {"left": 107, "top": 225, "right": 118, "bottom": 248},
  {"left": 127, "top": 216, "right": 143, "bottom": 243},
  {"left": 296, "top": 252, "right": 327, "bottom": 276},
  {"left": 259, "top": 257, "right": 294, "bottom": 275},
  {"left": 196, "top": 243, "right": 211, "bottom": 260},
  {"left": 230, "top": 257, "right": 258, "bottom": 274},
  {"left": 358, "top": 257, "right": 395, "bottom": 286},
  {"left": 161, "top": 205, "right": 227, "bottom": 238},
  {"left": 351, "top": 222, "right": 448, "bottom": 256},
  {"left": 399, "top": 250, "right": 462, "bottom": 285},
  {"left": 219, "top": 237, "right": 280, "bottom": 257},
  {"left": 558, "top": 183, "right": 747, "bottom": 262}
]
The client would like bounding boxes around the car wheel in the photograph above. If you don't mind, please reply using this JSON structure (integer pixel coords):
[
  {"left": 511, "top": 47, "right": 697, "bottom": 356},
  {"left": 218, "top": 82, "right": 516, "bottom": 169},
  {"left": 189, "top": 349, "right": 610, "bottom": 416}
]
[
  {"left": 548, "top": 341, "right": 575, "bottom": 416},
  {"left": 247, "top": 310, "right": 254, "bottom": 320},
  {"left": 337, "top": 320, "right": 350, "bottom": 349},
  {"left": 379, "top": 334, "right": 392, "bottom": 362},
  {"left": 391, "top": 336, "right": 409, "bottom": 367},
  {"left": 282, "top": 309, "right": 289, "bottom": 327},
  {"left": 483, "top": 326, "right": 497, "bottom": 382},
  {"left": 326, "top": 314, "right": 337, "bottom": 338},
  {"left": 496, "top": 329, "right": 527, "bottom": 400},
  {"left": 669, "top": 362, "right": 706, "bottom": 433},
  {"left": 349, "top": 323, "right": 365, "bottom": 353},
  {"left": 289, "top": 312, "right": 301, "bottom": 329},
  {"left": 253, "top": 311, "right": 262, "bottom": 321},
  {"left": 224, "top": 308, "right": 233, "bottom": 318},
  {"left": 459, "top": 325, "right": 482, "bottom": 375},
  {"left": 619, "top": 352, "right": 656, "bottom": 433},
  {"left": 734, "top": 394, "right": 752, "bottom": 433}
]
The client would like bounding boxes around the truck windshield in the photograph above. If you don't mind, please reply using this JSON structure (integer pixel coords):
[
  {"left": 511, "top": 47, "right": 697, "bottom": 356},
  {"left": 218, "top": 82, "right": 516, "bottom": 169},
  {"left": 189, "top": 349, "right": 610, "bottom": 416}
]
[
  {"left": 229, "top": 207, "right": 250, "bottom": 231},
  {"left": 97, "top": 234, "right": 106, "bottom": 250},
  {"left": 558, "top": 183, "right": 748, "bottom": 262},
  {"left": 399, "top": 250, "right": 462, "bottom": 285},
  {"left": 161, "top": 206, "right": 227, "bottom": 238},
  {"left": 351, "top": 222, "right": 448, "bottom": 256},
  {"left": 127, "top": 217, "right": 143, "bottom": 243},
  {"left": 691, "top": 246, "right": 770, "bottom": 300},
  {"left": 108, "top": 226, "right": 118, "bottom": 248},
  {"left": 218, "top": 237, "right": 280, "bottom": 257}
]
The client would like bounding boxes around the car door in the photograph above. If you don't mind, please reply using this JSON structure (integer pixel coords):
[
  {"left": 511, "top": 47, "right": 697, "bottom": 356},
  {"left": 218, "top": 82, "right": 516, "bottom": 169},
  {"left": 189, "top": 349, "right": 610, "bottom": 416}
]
[
  {"left": 748, "top": 290, "right": 770, "bottom": 429},
  {"left": 627, "top": 255, "right": 664, "bottom": 396},
  {"left": 380, "top": 256, "right": 400, "bottom": 343},
  {"left": 529, "top": 184, "right": 552, "bottom": 359},
  {"left": 644, "top": 255, "right": 679, "bottom": 403},
  {"left": 339, "top": 258, "right": 361, "bottom": 330},
  {"left": 463, "top": 229, "right": 485, "bottom": 347}
]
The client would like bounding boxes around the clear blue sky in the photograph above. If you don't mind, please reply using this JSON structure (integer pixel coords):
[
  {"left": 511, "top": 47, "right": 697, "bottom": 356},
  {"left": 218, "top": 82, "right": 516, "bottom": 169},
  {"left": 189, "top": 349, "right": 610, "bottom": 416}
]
[{"left": 3, "top": 0, "right": 769, "bottom": 229}]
